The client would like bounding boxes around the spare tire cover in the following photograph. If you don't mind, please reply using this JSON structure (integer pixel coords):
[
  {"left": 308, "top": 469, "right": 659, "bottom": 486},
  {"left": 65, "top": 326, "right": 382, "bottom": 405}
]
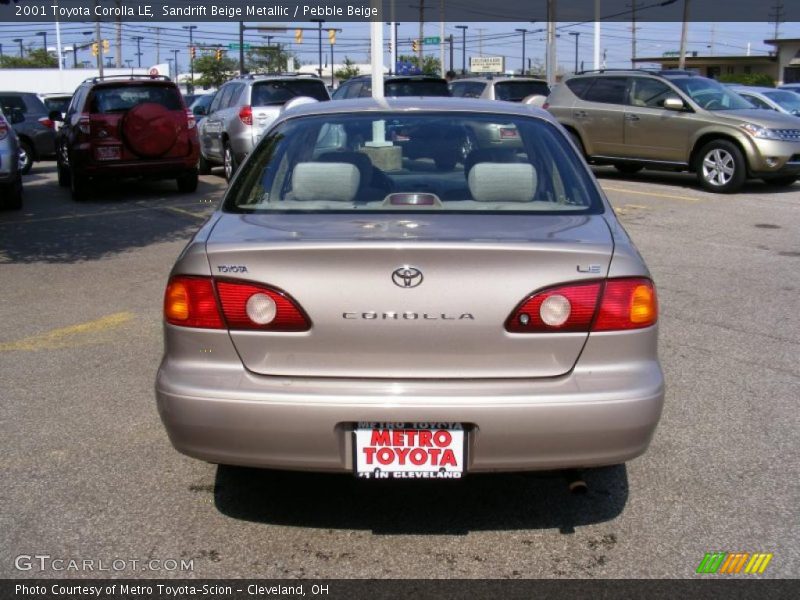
[{"left": 122, "top": 102, "right": 179, "bottom": 157}]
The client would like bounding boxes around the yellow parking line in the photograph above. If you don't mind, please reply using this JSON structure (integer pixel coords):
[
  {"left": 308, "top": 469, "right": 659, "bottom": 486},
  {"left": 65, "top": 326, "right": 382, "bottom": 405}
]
[
  {"left": 0, "top": 312, "right": 134, "bottom": 352},
  {"left": 601, "top": 185, "right": 701, "bottom": 203}
]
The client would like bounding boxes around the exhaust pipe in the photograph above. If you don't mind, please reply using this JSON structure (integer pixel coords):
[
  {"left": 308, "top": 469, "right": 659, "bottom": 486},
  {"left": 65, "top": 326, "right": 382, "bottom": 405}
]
[{"left": 564, "top": 470, "right": 588, "bottom": 495}]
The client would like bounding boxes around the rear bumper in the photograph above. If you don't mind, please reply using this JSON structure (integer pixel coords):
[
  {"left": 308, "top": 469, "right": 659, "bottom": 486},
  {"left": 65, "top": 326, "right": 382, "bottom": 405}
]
[
  {"left": 77, "top": 158, "right": 197, "bottom": 179},
  {"left": 155, "top": 331, "right": 665, "bottom": 473}
]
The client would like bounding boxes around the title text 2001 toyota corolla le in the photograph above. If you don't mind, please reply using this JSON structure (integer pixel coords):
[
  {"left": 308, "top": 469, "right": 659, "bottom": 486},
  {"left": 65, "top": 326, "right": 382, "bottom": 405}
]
[{"left": 156, "top": 98, "right": 664, "bottom": 481}]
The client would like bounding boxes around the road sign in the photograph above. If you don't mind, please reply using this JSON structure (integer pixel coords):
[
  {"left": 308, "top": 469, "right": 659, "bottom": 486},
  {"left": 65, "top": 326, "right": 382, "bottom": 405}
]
[
  {"left": 228, "top": 43, "right": 252, "bottom": 51},
  {"left": 470, "top": 56, "right": 505, "bottom": 73},
  {"left": 423, "top": 37, "right": 440, "bottom": 45}
]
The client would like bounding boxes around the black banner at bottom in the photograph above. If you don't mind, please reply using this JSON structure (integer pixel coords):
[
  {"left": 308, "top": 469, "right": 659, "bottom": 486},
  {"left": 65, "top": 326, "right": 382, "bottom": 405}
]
[{"left": 2, "top": 579, "right": 799, "bottom": 600}]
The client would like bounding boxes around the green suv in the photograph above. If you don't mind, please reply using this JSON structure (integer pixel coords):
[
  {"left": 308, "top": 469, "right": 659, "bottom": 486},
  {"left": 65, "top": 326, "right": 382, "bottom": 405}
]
[{"left": 545, "top": 70, "right": 800, "bottom": 193}]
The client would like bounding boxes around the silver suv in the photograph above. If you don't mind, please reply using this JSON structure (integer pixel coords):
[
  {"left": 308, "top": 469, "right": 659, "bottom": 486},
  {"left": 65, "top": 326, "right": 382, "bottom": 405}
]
[
  {"left": 450, "top": 76, "right": 549, "bottom": 102},
  {"left": 546, "top": 70, "right": 800, "bottom": 192},
  {"left": 197, "top": 74, "right": 330, "bottom": 180}
]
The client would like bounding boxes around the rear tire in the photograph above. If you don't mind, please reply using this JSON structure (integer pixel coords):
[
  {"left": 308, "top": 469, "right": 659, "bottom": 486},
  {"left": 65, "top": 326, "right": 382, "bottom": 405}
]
[
  {"left": 18, "top": 139, "right": 33, "bottom": 175},
  {"left": 223, "top": 141, "right": 237, "bottom": 182},
  {"left": 57, "top": 143, "right": 71, "bottom": 187},
  {"left": 1, "top": 177, "right": 23, "bottom": 210},
  {"left": 614, "top": 163, "right": 644, "bottom": 175},
  {"left": 177, "top": 169, "right": 199, "bottom": 193},
  {"left": 762, "top": 175, "right": 797, "bottom": 187},
  {"left": 198, "top": 153, "right": 211, "bottom": 176},
  {"left": 695, "top": 139, "right": 746, "bottom": 193},
  {"left": 567, "top": 129, "right": 587, "bottom": 158}
]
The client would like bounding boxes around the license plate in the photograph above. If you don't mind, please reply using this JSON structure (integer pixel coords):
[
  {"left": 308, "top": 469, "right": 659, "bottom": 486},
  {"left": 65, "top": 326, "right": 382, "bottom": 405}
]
[
  {"left": 353, "top": 423, "right": 465, "bottom": 480},
  {"left": 95, "top": 146, "right": 121, "bottom": 161}
]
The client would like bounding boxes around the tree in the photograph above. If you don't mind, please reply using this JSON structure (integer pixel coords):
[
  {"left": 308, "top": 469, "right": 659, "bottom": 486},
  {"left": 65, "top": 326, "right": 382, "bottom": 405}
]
[
  {"left": 246, "top": 45, "right": 295, "bottom": 73},
  {"left": 718, "top": 73, "right": 775, "bottom": 87},
  {"left": 194, "top": 53, "right": 237, "bottom": 89},
  {"left": 0, "top": 48, "right": 58, "bottom": 69},
  {"left": 396, "top": 54, "right": 441, "bottom": 76},
  {"left": 334, "top": 57, "right": 361, "bottom": 82}
]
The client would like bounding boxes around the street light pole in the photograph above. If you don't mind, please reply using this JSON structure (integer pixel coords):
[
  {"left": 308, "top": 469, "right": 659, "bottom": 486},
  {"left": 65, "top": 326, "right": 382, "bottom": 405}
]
[
  {"left": 456, "top": 25, "right": 468, "bottom": 75},
  {"left": 172, "top": 49, "right": 179, "bottom": 82},
  {"left": 132, "top": 36, "right": 143, "bottom": 68},
  {"left": 36, "top": 31, "right": 48, "bottom": 53},
  {"left": 310, "top": 19, "right": 324, "bottom": 78},
  {"left": 13, "top": 38, "right": 23, "bottom": 58},
  {"left": 569, "top": 32, "right": 580, "bottom": 74},
  {"left": 515, "top": 29, "right": 527, "bottom": 75},
  {"left": 183, "top": 25, "right": 197, "bottom": 94}
]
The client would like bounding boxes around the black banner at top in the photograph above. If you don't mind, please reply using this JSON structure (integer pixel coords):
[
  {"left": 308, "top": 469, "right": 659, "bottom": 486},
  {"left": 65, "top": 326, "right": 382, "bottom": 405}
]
[{"left": 0, "top": 0, "right": 797, "bottom": 23}]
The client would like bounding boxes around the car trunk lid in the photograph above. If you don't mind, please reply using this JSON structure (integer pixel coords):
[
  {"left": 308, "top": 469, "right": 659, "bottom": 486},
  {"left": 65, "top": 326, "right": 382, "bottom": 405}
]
[{"left": 206, "top": 213, "right": 613, "bottom": 379}]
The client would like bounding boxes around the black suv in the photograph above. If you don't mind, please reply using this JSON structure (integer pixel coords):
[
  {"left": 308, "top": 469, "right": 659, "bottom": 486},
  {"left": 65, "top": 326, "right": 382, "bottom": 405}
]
[
  {"left": 332, "top": 75, "right": 450, "bottom": 99},
  {"left": 53, "top": 75, "right": 199, "bottom": 201}
]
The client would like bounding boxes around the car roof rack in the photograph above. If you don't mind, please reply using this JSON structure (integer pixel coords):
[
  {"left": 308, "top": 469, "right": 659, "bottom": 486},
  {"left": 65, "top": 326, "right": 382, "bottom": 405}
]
[
  {"left": 234, "top": 72, "right": 319, "bottom": 80},
  {"left": 82, "top": 74, "right": 172, "bottom": 84},
  {"left": 573, "top": 68, "right": 696, "bottom": 77}
]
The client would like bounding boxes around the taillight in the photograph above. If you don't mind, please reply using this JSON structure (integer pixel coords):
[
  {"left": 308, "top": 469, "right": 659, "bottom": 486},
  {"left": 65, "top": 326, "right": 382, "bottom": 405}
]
[
  {"left": 542, "top": 102, "right": 550, "bottom": 109},
  {"left": 38, "top": 116, "right": 54, "bottom": 129},
  {"left": 506, "top": 282, "right": 602, "bottom": 333},
  {"left": 77, "top": 114, "right": 90, "bottom": 136},
  {"left": 216, "top": 280, "right": 310, "bottom": 331},
  {"left": 505, "top": 277, "right": 657, "bottom": 333},
  {"left": 0, "top": 117, "right": 8, "bottom": 141},
  {"left": 186, "top": 109, "right": 196, "bottom": 129},
  {"left": 238, "top": 105, "right": 252, "bottom": 126},
  {"left": 164, "top": 276, "right": 224, "bottom": 329},
  {"left": 498, "top": 126, "right": 518, "bottom": 139},
  {"left": 593, "top": 278, "right": 657, "bottom": 331}
]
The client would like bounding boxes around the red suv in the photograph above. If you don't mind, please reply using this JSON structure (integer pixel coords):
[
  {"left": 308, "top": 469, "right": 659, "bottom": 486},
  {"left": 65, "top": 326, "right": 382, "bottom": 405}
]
[{"left": 54, "top": 75, "right": 199, "bottom": 201}]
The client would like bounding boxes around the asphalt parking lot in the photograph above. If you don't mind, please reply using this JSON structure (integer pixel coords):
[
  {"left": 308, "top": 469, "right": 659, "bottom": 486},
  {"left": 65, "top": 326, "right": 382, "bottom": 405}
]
[{"left": 1, "top": 164, "right": 798, "bottom": 579}]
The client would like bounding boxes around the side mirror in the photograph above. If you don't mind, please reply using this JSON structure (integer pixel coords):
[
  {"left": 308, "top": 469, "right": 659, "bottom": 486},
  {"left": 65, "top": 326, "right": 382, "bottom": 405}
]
[
  {"left": 48, "top": 110, "right": 64, "bottom": 122},
  {"left": 663, "top": 97, "right": 685, "bottom": 111},
  {"left": 193, "top": 105, "right": 208, "bottom": 116}
]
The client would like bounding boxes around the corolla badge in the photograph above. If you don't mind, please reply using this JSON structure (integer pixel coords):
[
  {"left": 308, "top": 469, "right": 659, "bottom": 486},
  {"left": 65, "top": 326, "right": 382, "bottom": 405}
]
[{"left": 392, "top": 266, "right": 423, "bottom": 288}]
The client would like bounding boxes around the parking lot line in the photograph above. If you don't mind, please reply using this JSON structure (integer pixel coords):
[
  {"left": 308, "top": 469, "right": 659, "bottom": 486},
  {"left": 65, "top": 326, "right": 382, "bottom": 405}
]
[
  {"left": 162, "top": 206, "right": 210, "bottom": 219},
  {"left": 0, "top": 203, "right": 211, "bottom": 226},
  {"left": 0, "top": 312, "right": 134, "bottom": 352},
  {"left": 601, "top": 185, "right": 701, "bottom": 203}
]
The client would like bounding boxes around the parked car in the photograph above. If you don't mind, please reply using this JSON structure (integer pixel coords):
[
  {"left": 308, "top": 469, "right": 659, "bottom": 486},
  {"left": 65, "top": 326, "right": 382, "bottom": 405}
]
[
  {"left": 188, "top": 92, "right": 216, "bottom": 128},
  {"left": 778, "top": 83, "right": 800, "bottom": 93},
  {"left": 729, "top": 85, "right": 800, "bottom": 117},
  {"left": 546, "top": 69, "right": 800, "bottom": 192},
  {"left": 450, "top": 76, "right": 550, "bottom": 102},
  {"left": 0, "top": 91, "right": 57, "bottom": 174},
  {"left": 198, "top": 74, "right": 330, "bottom": 181},
  {"left": 53, "top": 75, "right": 200, "bottom": 201},
  {"left": 331, "top": 75, "right": 450, "bottom": 100},
  {"left": 0, "top": 108, "right": 23, "bottom": 209},
  {"left": 156, "top": 97, "right": 664, "bottom": 480}
]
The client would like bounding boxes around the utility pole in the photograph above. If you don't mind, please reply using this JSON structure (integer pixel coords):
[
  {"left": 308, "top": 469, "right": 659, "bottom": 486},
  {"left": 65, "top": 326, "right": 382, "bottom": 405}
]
[
  {"left": 310, "top": 19, "right": 324, "bottom": 77},
  {"left": 94, "top": 1, "right": 103, "bottom": 78},
  {"left": 183, "top": 25, "right": 197, "bottom": 94},
  {"left": 239, "top": 21, "right": 246, "bottom": 74},
  {"left": 13, "top": 38, "right": 23, "bottom": 57},
  {"left": 678, "top": 0, "right": 690, "bottom": 70},
  {"left": 546, "top": 0, "right": 557, "bottom": 85},
  {"left": 769, "top": 1, "right": 785, "bottom": 40},
  {"left": 152, "top": 27, "right": 161, "bottom": 64},
  {"left": 630, "top": 1, "right": 642, "bottom": 68},
  {"left": 172, "top": 49, "right": 179, "bottom": 82},
  {"left": 476, "top": 28, "right": 487, "bottom": 56},
  {"left": 515, "top": 29, "right": 527, "bottom": 75},
  {"left": 132, "top": 36, "right": 143, "bottom": 68},
  {"left": 418, "top": 0, "right": 425, "bottom": 64},
  {"left": 569, "top": 32, "right": 580, "bottom": 74},
  {"left": 448, "top": 34, "right": 453, "bottom": 73},
  {"left": 115, "top": 0, "right": 122, "bottom": 68},
  {"left": 456, "top": 25, "right": 468, "bottom": 75}
]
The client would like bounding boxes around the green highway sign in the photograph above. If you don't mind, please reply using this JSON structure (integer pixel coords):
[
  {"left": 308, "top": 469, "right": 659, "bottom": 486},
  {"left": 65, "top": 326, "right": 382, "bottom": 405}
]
[
  {"left": 228, "top": 43, "right": 252, "bottom": 51},
  {"left": 423, "top": 37, "right": 441, "bottom": 45}
]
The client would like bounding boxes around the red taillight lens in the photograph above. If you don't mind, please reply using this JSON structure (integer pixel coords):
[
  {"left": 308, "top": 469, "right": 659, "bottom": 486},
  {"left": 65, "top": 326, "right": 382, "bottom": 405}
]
[
  {"left": 216, "top": 281, "right": 310, "bottom": 331},
  {"left": 542, "top": 102, "right": 550, "bottom": 109},
  {"left": 38, "top": 117, "right": 54, "bottom": 129},
  {"left": 0, "top": 118, "right": 8, "bottom": 141},
  {"left": 506, "top": 282, "right": 602, "bottom": 333},
  {"left": 164, "top": 276, "right": 224, "bottom": 329},
  {"left": 186, "top": 109, "right": 196, "bottom": 129},
  {"left": 506, "top": 278, "right": 657, "bottom": 333},
  {"left": 238, "top": 105, "right": 252, "bottom": 126},
  {"left": 594, "top": 278, "right": 657, "bottom": 331}
]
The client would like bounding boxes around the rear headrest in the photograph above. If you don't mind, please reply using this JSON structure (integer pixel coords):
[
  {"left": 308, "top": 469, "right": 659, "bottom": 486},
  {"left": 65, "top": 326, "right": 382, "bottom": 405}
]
[
  {"left": 317, "top": 151, "right": 373, "bottom": 185},
  {"left": 468, "top": 163, "right": 537, "bottom": 203},
  {"left": 292, "top": 162, "right": 360, "bottom": 203}
]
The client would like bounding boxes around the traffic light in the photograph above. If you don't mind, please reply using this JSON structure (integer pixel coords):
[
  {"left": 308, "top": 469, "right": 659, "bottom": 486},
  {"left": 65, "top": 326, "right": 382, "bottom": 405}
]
[
  {"left": 328, "top": 29, "right": 336, "bottom": 45},
  {"left": 295, "top": 29, "right": 303, "bottom": 43},
  {"left": 215, "top": 48, "right": 223, "bottom": 61},
  {"left": 102, "top": 39, "right": 110, "bottom": 52},
  {"left": 412, "top": 39, "right": 419, "bottom": 53},
  {"left": 190, "top": 46, "right": 196, "bottom": 59},
  {"left": 91, "top": 42, "right": 99, "bottom": 57}
]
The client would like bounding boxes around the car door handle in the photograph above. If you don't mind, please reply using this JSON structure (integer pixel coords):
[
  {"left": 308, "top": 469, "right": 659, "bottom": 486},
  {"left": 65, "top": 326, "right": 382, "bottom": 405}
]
[
  {"left": 625, "top": 114, "right": 640, "bottom": 121},
  {"left": 574, "top": 110, "right": 588, "bottom": 118}
]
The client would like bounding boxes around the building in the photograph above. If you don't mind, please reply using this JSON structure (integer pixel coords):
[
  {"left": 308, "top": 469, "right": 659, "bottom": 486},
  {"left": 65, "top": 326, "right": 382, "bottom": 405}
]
[{"left": 632, "top": 38, "right": 800, "bottom": 85}]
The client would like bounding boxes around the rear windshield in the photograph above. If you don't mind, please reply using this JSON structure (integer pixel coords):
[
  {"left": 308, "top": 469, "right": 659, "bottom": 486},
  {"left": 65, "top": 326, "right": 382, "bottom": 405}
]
[
  {"left": 385, "top": 80, "right": 450, "bottom": 97},
  {"left": 43, "top": 97, "right": 71, "bottom": 114},
  {"left": 494, "top": 81, "right": 550, "bottom": 101},
  {"left": 225, "top": 112, "right": 603, "bottom": 215},
  {"left": 251, "top": 80, "right": 329, "bottom": 105},
  {"left": 89, "top": 85, "right": 182, "bottom": 113}
]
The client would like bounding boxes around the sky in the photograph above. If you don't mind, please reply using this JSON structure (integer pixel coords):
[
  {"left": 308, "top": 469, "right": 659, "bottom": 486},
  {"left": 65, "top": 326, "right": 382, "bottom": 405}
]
[{"left": 0, "top": 20, "right": 797, "bottom": 73}]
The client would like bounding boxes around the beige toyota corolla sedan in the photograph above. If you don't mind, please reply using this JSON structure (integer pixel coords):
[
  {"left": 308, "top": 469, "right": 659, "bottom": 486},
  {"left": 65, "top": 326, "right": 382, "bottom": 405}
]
[{"left": 156, "top": 97, "right": 664, "bottom": 481}]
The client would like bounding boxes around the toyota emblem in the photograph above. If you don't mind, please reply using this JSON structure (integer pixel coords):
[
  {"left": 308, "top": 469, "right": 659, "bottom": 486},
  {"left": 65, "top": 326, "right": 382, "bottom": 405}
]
[{"left": 391, "top": 266, "right": 423, "bottom": 288}]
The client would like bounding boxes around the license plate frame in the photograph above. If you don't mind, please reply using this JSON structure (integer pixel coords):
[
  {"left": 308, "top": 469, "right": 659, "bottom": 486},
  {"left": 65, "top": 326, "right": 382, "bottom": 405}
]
[
  {"left": 353, "top": 422, "right": 466, "bottom": 480},
  {"left": 95, "top": 146, "right": 121, "bottom": 161}
]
